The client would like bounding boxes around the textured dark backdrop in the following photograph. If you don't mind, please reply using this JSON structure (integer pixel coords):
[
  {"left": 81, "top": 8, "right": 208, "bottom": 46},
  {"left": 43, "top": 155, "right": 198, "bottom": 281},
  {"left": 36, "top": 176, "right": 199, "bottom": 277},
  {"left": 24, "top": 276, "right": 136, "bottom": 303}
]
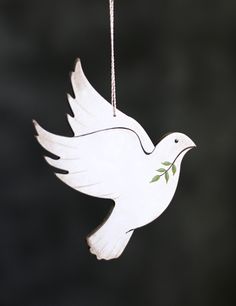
[{"left": 0, "top": 0, "right": 235, "bottom": 305}]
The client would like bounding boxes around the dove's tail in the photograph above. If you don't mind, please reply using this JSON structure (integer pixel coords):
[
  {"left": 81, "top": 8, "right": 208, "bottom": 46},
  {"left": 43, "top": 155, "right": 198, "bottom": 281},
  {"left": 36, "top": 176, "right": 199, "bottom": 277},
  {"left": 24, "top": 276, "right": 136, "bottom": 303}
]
[{"left": 87, "top": 219, "right": 134, "bottom": 260}]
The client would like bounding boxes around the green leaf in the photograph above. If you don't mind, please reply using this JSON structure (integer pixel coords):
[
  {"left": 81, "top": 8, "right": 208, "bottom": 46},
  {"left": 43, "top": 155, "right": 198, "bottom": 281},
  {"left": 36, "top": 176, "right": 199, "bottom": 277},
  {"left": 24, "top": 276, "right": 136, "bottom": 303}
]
[
  {"left": 172, "top": 164, "right": 177, "bottom": 175},
  {"left": 156, "top": 168, "right": 166, "bottom": 173},
  {"left": 162, "top": 161, "right": 171, "bottom": 166},
  {"left": 165, "top": 172, "right": 169, "bottom": 183},
  {"left": 150, "top": 175, "right": 160, "bottom": 183}
]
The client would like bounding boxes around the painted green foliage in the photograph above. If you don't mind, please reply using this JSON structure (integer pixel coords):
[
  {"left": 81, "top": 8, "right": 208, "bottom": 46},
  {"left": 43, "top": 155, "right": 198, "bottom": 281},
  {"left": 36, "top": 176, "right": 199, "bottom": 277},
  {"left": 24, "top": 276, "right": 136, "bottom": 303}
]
[{"left": 150, "top": 161, "right": 177, "bottom": 184}]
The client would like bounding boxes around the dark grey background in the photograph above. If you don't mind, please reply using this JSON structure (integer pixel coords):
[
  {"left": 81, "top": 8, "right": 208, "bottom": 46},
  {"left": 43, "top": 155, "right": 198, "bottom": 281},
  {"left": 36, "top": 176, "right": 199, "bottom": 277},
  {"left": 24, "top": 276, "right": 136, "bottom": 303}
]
[{"left": 0, "top": 0, "right": 235, "bottom": 305}]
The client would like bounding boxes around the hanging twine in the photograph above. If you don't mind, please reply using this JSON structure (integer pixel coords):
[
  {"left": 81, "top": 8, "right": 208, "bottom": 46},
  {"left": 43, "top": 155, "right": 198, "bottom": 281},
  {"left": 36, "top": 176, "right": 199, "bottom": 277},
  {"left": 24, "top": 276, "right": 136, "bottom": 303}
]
[{"left": 109, "top": 0, "right": 117, "bottom": 117}]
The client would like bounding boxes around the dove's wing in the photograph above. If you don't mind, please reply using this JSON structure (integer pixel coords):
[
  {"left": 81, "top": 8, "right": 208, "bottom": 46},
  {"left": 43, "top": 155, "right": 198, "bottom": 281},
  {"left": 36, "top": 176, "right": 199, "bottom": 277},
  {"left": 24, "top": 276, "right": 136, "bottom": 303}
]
[
  {"left": 34, "top": 59, "right": 155, "bottom": 200},
  {"left": 34, "top": 122, "right": 148, "bottom": 200},
  {"left": 67, "top": 59, "right": 154, "bottom": 153}
]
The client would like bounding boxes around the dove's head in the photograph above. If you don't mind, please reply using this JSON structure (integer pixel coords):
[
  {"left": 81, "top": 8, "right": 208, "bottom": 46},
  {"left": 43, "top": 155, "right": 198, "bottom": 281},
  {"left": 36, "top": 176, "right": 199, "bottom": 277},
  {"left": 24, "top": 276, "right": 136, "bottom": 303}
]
[{"left": 156, "top": 132, "right": 196, "bottom": 165}]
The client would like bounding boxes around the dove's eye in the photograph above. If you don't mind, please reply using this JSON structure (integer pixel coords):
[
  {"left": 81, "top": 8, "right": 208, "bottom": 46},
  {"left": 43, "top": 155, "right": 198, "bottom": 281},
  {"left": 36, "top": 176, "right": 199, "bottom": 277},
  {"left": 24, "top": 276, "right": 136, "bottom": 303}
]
[{"left": 175, "top": 139, "right": 179, "bottom": 143}]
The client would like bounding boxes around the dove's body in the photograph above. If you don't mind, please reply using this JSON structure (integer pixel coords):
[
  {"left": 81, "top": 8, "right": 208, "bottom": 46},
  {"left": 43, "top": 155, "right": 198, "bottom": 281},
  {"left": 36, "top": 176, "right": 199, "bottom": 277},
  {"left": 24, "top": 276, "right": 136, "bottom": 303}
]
[{"left": 34, "top": 59, "right": 195, "bottom": 260}]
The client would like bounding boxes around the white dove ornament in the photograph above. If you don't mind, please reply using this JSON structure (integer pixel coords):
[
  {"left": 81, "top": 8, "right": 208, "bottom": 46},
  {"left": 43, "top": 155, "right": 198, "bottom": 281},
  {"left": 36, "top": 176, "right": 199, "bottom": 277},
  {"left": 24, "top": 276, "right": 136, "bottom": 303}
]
[{"left": 34, "top": 59, "right": 196, "bottom": 260}]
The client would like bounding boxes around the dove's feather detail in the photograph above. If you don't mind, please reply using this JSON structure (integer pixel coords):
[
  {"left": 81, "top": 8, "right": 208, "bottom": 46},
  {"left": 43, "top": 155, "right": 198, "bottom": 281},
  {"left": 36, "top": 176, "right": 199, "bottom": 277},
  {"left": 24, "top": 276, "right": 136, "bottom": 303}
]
[
  {"left": 67, "top": 59, "right": 154, "bottom": 153},
  {"left": 88, "top": 228, "right": 133, "bottom": 260},
  {"left": 34, "top": 121, "right": 147, "bottom": 200},
  {"left": 87, "top": 206, "right": 134, "bottom": 260}
]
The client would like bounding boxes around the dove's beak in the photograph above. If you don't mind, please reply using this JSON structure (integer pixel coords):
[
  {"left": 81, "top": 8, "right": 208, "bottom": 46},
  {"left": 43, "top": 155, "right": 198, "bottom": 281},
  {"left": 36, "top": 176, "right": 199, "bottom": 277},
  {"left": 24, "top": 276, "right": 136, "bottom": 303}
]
[
  {"left": 187, "top": 145, "right": 197, "bottom": 151},
  {"left": 182, "top": 145, "right": 196, "bottom": 155},
  {"left": 182, "top": 140, "right": 197, "bottom": 155},
  {"left": 188, "top": 139, "right": 197, "bottom": 149}
]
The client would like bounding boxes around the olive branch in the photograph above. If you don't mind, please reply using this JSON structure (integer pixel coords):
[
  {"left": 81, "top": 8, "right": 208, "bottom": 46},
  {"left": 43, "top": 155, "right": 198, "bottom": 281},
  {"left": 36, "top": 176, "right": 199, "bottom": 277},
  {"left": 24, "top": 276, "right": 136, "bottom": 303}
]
[{"left": 150, "top": 161, "right": 177, "bottom": 184}]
